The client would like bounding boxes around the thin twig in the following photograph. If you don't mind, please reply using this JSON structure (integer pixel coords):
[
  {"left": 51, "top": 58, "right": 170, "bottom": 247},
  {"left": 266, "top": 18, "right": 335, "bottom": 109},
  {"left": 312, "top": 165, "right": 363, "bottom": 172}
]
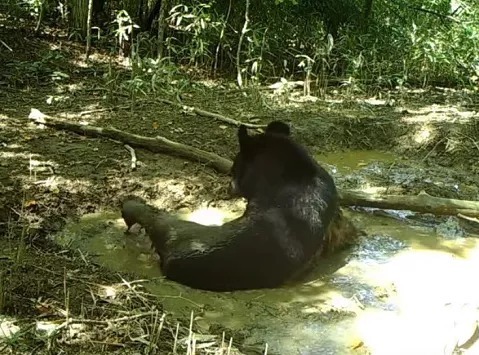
[
  {"left": 156, "top": 98, "right": 265, "bottom": 129},
  {"left": 0, "top": 39, "right": 13, "bottom": 51},
  {"left": 173, "top": 322, "right": 180, "bottom": 354},
  {"left": 421, "top": 138, "right": 445, "bottom": 162},
  {"left": 118, "top": 275, "right": 150, "bottom": 308},
  {"left": 79, "top": 108, "right": 112, "bottom": 116},
  {"left": 56, "top": 310, "right": 161, "bottom": 332},
  {"left": 457, "top": 213, "right": 479, "bottom": 225},
  {"left": 124, "top": 144, "right": 137, "bottom": 170}
]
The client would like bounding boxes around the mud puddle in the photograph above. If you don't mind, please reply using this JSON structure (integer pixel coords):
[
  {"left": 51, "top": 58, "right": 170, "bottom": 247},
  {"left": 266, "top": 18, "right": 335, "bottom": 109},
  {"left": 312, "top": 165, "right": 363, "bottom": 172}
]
[
  {"left": 50, "top": 150, "right": 479, "bottom": 354},
  {"left": 316, "top": 150, "right": 400, "bottom": 174}
]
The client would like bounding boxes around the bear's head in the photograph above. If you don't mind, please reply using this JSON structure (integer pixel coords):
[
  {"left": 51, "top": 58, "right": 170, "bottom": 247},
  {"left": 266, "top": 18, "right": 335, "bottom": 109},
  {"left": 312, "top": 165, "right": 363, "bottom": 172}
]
[{"left": 229, "top": 120, "right": 317, "bottom": 200}]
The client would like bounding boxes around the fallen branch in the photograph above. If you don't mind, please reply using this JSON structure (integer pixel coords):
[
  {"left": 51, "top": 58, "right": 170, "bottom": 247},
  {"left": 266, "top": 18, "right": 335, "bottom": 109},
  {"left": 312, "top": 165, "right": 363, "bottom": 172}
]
[
  {"left": 28, "top": 108, "right": 479, "bottom": 219},
  {"left": 457, "top": 213, "right": 479, "bottom": 225},
  {"left": 340, "top": 190, "right": 479, "bottom": 218},
  {"left": 156, "top": 98, "right": 265, "bottom": 129},
  {"left": 29, "top": 108, "right": 232, "bottom": 174}
]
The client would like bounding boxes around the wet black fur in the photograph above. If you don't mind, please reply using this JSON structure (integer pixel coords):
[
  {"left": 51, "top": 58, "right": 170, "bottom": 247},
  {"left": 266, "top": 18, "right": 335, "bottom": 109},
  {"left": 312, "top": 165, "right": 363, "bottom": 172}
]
[{"left": 124, "top": 120, "right": 339, "bottom": 291}]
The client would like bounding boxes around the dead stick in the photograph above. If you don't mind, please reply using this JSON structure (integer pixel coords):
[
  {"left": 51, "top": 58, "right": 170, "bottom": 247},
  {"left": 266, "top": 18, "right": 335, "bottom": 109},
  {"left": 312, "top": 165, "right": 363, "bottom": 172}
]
[
  {"left": 457, "top": 213, "right": 479, "bottom": 225},
  {"left": 29, "top": 108, "right": 232, "bottom": 174},
  {"left": 156, "top": 98, "right": 266, "bottom": 129},
  {"left": 0, "top": 39, "right": 13, "bottom": 51},
  {"left": 340, "top": 190, "right": 479, "bottom": 218},
  {"left": 124, "top": 144, "right": 137, "bottom": 170}
]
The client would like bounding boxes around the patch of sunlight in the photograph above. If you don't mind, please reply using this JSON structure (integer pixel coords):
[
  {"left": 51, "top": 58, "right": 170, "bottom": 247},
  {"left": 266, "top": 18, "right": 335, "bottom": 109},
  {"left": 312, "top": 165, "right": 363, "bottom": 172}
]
[
  {"left": 301, "top": 306, "right": 322, "bottom": 315},
  {"left": 101, "top": 178, "right": 243, "bottom": 227},
  {"left": 301, "top": 277, "right": 327, "bottom": 288},
  {"left": 329, "top": 294, "right": 362, "bottom": 312},
  {"left": 70, "top": 57, "right": 90, "bottom": 68},
  {"left": 33, "top": 176, "right": 59, "bottom": 189},
  {"left": 464, "top": 243, "right": 479, "bottom": 263},
  {"left": 0, "top": 317, "right": 20, "bottom": 339},
  {"left": 197, "top": 79, "right": 222, "bottom": 88},
  {"left": 354, "top": 243, "right": 479, "bottom": 355},
  {"left": 148, "top": 179, "right": 200, "bottom": 208},
  {"left": 36, "top": 321, "right": 61, "bottom": 337},
  {"left": 65, "top": 83, "right": 84, "bottom": 93},
  {"left": 385, "top": 250, "right": 477, "bottom": 305},
  {"left": 36, "top": 321, "right": 86, "bottom": 337},
  {"left": 357, "top": 306, "right": 478, "bottom": 355},
  {"left": 45, "top": 177, "right": 94, "bottom": 190},
  {"left": 0, "top": 151, "right": 41, "bottom": 159},
  {"left": 413, "top": 125, "right": 433, "bottom": 144},
  {"left": 268, "top": 78, "right": 303, "bottom": 91},
  {"left": 361, "top": 98, "right": 389, "bottom": 106},
  {"left": 98, "top": 285, "right": 119, "bottom": 300},
  {"left": 292, "top": 289, "right": 349, "bottom": 309},
  {"left": 324, "top": 98, "right": 344, "bottom": 104},
  {"left": 46, "top": 95, "right": 70, "bottom": 106},
  {"left": 29, "top": 158, "right": 57, "bottom": 168},
  {"left": 409, "top": 88, "right": 428, "bottom": 94},
  {"left": 289, "top": 93, "right": 318, "bottom": 103},
  {"left": 456, "top": 110, "right": 477, "bottom": 119},
  {"left": 3, "top": 143, "right": 21, "bottom": 149},
  {"left": 362, "top": 184, "right": 388, "bottom": 194},
  {"left": 114, "top": 215, "right": 130, "bottom": 230},
  {"left": 403, "top": 104, "right": 475, "bottom": 123},
  {"left": 181, "top": 206, "right": 240, "bottom": 226}
]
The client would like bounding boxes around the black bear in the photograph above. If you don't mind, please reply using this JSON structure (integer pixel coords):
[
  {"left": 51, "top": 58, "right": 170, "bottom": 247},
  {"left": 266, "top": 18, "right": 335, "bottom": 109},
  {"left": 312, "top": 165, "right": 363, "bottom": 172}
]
[{"left": 121, "top": 121, "right": 358, "bottom": 291}]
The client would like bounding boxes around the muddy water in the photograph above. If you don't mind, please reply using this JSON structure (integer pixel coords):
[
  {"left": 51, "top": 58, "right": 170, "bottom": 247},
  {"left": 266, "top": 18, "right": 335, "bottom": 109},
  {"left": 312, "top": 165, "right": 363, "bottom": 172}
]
[
  {"left": 52, "top": 151, "right": 479, "bottom": 355},
  {"left": 316, "top": 150, "right": 400, "bottom": 174}
]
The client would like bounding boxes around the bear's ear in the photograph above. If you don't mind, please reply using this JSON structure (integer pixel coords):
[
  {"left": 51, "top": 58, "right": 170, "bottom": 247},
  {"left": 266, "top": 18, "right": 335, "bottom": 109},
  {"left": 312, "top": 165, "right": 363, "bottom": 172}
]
[
  {"left": 265, "top": 121, "right": 290, "bottom": 136},
  {"left": 238, "top": 125, "right": 252, "bottom": 153}
]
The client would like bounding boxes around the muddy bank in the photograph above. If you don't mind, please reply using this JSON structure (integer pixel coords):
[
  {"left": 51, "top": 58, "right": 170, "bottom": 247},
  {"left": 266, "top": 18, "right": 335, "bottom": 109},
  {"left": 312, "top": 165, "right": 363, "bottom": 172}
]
[{"left": 40, "top": 153, "right": 479, "bottom": 354}]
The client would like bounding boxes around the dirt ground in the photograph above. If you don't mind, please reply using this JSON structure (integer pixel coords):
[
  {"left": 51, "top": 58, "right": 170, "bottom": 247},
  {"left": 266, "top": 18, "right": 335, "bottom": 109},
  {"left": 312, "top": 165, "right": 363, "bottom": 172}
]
[{"left": 1, "top": 13, "right": 479, "bottom": 355}]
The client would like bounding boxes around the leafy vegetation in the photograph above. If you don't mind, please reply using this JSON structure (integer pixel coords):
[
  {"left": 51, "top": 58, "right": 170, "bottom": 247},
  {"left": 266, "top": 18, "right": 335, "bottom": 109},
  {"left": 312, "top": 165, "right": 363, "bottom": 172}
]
[{"left": 4, "top": 0, "right": 479, "bottom": 93}]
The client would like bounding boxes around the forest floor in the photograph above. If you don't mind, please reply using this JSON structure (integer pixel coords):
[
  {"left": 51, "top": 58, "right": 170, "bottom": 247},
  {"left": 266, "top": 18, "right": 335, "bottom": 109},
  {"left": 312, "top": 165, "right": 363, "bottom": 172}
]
[{"left": 2, "top": 12, "right": 479, "bottom": 355}]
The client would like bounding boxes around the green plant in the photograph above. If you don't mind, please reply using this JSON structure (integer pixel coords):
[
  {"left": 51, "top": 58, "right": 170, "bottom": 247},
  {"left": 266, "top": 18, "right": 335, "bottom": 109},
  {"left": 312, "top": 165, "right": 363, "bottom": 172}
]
[
  {"left": 113, "top": 9, "right": 140, "bottom": 57},
  {"left": 335, "top": 0, "right": 479, "bottom": 90},
  {"left": 167, "top": 1, "right": 222, "bottom": 67},
  {"left": 5, "top": 50, "right": 67, "bottom": 87}
]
